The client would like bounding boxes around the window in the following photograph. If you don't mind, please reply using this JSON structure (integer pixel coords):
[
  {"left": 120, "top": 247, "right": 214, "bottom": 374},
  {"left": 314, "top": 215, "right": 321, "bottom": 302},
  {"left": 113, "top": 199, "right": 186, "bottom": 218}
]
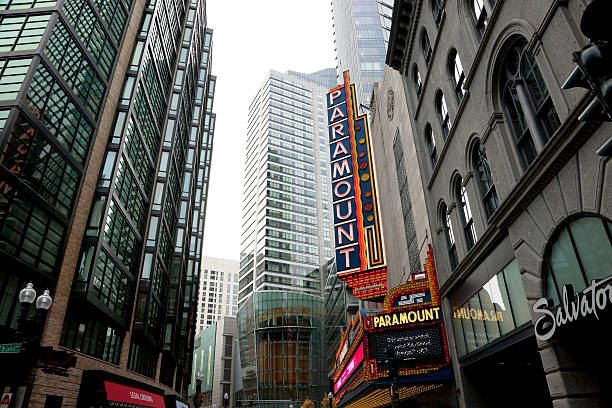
[
  {"left": 472, "top": 0, "right": 490, "bottom": 35},
  {"left": 472, "top": 141, "right": 499, "bottom": 218},
  {"left": 436, "top": 91, "right": 452, "bottom": 139},
  {"left": 89, "top": 249, "right": 133, "bottom": 319},
  {"left": 421, "top": 29, "right": 432, "bottom": 64},
  {"left": 0, "top": 187, "right": 66, "bottom": 274},
  {"left": 456, "top": 178, "right": 477, "bottom": 250},
  {"left": 45, "top": 21, "right": 105, "bottom": 119},
  {"left": 128, "top": 341, "right": 157, "bottom": 378},
  {"left": 545, "top": 216, "right": 612, "bottom": 306},
  {"left": 26, "top": 64, "right": 94, "bottom": 164},
  {"left": 452, "top": 260, "right": 530, "bottom": 356},
  {"left": 412, "top": 64, "right": 422, "bottom": 96},
  {"left": 104, "top": 200, "right": 139, "bottom": 269},
  {"left": 60, "top": 314, "right": 122, "bottom": 364},
  {"left": 501, "top": 38, "right": 560, "bottom": 168},
  {"left": 0, "top": 13, "right": 51, "bottom": 52},
  {"left": 425, "top": 124, "right": 437, "bottom": 168},
  {"left": 62, "top": 0, "right": 118, "bottom": 79},
  {"left": 1, "top": 0, "right": 56, "bottom": 9},
  {"left": 0, "top": 57, "right": 32, "bottom": 101},
  {"left": 1, "top": 115, "right": 80, "bottom": 217},
  {"left": 441, "top": 203, "right": 458, "bottom": 270},
  {"left": 432, "top": 0, "right": 444, "bottom": 25},
  {"left": 449, "top": 49, "right": 466, "bottom": 102}
]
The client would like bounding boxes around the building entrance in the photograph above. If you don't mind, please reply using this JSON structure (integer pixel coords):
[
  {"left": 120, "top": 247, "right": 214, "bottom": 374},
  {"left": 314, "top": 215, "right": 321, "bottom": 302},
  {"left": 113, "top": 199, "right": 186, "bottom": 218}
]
[{"left": 461, "top": 335, "right": 551, "bottom": 408}]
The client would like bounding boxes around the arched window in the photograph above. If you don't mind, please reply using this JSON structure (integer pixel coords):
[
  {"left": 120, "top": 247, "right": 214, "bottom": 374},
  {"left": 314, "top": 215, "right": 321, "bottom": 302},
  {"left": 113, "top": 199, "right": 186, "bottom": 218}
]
[
  {"left": 432, "top": 0, "right": 444, "bottom": 26},
  {"left": 456, "top": 177, "right": 477, "bottom": 250},
  {"left": 435, "top": 90, "right": 451, "bottom": 139},
  {"left": 545, "top": 216, "right": 612, "bottom": 306},
  {"left": 425, "top": 124, "right": 437, "bottom": 168},
  {"left": 472, "top": 0, "right": 492, "bottom": 35},
  {"left": 441, "top": 203, "right": 458, "bottom": 270},
  {"left": 472, "top": 141, "right": 499, "bottom": 218},
  {"left": 421, "top": 29, "right": 432, "bottom": 64},
  {"left": 413, "top": 64, "right": 422, "bottom": 96},
  {"left": 501, "top": 38, "right": 560, "bottom": 168},
  {"left": 449, "top": 49, "right": 466, "bottom": 102}
]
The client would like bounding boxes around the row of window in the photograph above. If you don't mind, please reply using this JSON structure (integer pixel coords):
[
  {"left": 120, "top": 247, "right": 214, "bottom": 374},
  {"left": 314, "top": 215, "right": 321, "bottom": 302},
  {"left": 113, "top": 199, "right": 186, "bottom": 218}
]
[
  {"left": 1, "top": 114, "right": 79, "bottom": 217},
  {"left": 63, "top": 0, "right": 117, "bottom": 79},
  {"left": 45, "top": 20, "right": 105, "bottom": 119},
  {"left": 440, "top": 139, "right": 497, "bottom": 270},
  {"left": 411, "top": 6, "right": 563, "bottom": 271}
]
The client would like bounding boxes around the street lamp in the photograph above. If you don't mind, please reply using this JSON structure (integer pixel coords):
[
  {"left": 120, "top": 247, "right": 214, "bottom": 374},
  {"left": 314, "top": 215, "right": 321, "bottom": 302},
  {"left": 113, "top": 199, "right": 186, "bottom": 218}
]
[
  {"left": 194, "top": 371, "right": 204, "bottom": 408},
  {"left": 327, "top": 392, "right": 333, "bottom": 408},
  {"left": 36, "top": 290, "right": 53, "bottom": 310},
  {"left": 19, "top": 282, "right": 37, "bottom": 304},
  {"left": 17, "top": 283, "right": 53, "bottom": 339},
  {"left": 11, "top": 282, "right": 54, "bottom": 406}
]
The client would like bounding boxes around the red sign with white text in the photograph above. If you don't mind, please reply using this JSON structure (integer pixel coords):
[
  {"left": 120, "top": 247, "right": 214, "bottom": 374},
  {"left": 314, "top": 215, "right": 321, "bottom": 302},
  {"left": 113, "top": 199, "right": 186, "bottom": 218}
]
[
  {"left": 104, "top": 381, "right": 165, "bottom": 408},
  {"left": 334, "top": 342, "right": 364, "bottom": 393}
]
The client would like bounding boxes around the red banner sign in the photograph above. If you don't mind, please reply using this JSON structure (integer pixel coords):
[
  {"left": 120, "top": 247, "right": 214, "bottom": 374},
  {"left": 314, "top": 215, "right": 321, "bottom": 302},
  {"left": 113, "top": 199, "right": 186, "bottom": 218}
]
[
  {"left": 334, "top": 341, "right": 364, "bottom": 393},
  {"left": 104, "top": 381, "right": 165, "bottom": 408}
]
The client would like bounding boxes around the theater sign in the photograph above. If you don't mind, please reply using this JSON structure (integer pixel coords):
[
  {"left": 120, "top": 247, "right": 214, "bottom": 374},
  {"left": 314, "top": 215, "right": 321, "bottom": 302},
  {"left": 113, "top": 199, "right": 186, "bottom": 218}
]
[
  {"left": 327, "top": 71, "right": 387, "bottom": 299},
  {"left": 331, "top": 246, "right": 452, "bottom": 406}
]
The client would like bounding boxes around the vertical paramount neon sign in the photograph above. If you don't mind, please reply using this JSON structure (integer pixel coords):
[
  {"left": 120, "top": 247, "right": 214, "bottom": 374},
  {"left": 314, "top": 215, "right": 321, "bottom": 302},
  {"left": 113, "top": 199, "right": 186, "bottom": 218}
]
[{"left": 327, "top": 71, "right": 387, "bottom": 299}]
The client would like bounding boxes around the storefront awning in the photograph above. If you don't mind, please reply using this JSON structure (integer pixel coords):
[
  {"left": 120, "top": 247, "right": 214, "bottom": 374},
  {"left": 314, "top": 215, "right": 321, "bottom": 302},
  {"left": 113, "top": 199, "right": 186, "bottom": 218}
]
[{"left": 104, "top": 381, "right": 166, "bottom": 408}]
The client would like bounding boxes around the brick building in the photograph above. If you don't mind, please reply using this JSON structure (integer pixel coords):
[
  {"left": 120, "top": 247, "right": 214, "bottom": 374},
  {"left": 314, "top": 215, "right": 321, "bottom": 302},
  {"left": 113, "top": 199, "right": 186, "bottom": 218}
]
[{"left": 0, "top": 0, "right": 216, "bottom": 405}]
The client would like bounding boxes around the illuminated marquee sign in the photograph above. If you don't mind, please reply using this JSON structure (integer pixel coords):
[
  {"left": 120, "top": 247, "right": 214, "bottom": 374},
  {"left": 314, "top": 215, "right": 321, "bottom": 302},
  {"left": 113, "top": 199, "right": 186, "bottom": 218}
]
[
  {"left": 334, "top": 341, "right": 364, "bottom": 393},
  {"left": 327, "top": 71, "right": 386, "bottom": 300},
  {"left": 331, "top": 246, "right": 451, "bottom": 407},
  {"left": 372, "top": 306, "right": 441, "bottom": 329},
  {"left": 364, "top": 245, "right": 450, "bottom": 377}
]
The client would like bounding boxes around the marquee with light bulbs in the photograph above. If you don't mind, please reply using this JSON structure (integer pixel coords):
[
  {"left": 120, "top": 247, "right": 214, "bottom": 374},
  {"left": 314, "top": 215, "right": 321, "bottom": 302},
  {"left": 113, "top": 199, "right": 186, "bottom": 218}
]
[{"left": 331, "top": 245, "right": 451, "bottom": 406}]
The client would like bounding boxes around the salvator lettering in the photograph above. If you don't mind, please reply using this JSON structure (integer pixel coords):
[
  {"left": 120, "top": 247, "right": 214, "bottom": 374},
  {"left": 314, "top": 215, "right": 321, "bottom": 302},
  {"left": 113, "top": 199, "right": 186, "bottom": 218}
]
[{"left": 533, "top": 277, "right": 612, "bottom": 341}]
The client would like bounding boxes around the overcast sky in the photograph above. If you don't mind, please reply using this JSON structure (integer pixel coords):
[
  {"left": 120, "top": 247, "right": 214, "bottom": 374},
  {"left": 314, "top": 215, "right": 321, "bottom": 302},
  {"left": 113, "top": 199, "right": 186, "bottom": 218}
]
[{"left": 201, "top": 0, "right": 337, "bottom": 261}]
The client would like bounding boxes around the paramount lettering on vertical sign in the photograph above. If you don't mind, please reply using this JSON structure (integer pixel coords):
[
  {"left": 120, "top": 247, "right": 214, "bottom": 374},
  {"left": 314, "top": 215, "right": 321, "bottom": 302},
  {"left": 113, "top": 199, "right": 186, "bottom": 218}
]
[{"left": 327, "top": 71, "right": 387, "bottom": 299}]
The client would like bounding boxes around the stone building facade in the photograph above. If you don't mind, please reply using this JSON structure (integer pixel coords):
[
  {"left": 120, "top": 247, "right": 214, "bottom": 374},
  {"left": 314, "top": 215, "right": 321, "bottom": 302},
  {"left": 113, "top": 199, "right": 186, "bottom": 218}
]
[
  {"left": 370, "top": 66, "right": 431, "bottom": 289},
  {"left": 383, "top": 0, "right": 612, "bottom": 407}
]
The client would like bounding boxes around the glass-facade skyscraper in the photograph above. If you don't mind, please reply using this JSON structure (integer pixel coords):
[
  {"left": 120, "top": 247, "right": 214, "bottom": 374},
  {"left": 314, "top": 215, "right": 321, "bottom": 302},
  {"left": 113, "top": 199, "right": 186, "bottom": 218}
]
[
  {"left": 332, "top": 0, "right": 393, "bottom": 107},
  {"left": 237, "top": 69, "right": 335, "bottom": 407},
  {"left": 0, "top": 0, "right": 215, "bottom": 401}
]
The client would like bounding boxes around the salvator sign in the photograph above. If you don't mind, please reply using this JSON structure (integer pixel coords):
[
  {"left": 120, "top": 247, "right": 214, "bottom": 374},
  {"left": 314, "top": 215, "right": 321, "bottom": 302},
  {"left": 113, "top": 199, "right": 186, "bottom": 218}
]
[{"left": 533, "top": 276, "right": 612, "bottom": 341}]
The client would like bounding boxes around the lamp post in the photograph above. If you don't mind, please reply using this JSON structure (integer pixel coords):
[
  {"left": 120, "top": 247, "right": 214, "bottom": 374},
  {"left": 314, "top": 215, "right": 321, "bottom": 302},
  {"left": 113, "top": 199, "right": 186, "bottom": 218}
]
[
  {"left": 327, "top": 392, "right": 333, "bottom": 408},
  {"left": 386, "top": 347, "right": 400, "bottom": 408},
  {"left": 17, "top": 282, "right": 53, "bottom": 342},
  {"left": 194, "top": 370, "right": 203, "bottom": 408},
  {"left": 11, "top": 283, "right": 53, "bottom": 408}
]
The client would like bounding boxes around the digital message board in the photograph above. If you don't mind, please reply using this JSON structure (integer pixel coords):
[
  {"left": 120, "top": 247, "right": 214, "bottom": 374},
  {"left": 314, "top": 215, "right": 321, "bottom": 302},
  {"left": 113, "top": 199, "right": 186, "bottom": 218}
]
[
  {"left": 327, "top": 71, "right": 386, "bottom": 299},
  {"left": 374, "top": 324, "right": 447, "bottom": 367}
]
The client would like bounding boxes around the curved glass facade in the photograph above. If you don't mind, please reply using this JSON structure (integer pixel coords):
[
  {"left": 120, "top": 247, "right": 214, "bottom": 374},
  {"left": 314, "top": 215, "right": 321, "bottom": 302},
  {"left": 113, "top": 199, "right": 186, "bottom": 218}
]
[{"left": 238, "top": 291, "right": 324, "bottom": 407}]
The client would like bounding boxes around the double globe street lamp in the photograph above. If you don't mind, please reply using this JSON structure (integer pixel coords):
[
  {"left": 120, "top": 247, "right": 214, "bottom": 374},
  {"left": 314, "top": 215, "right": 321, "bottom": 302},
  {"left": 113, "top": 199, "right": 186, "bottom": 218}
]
[{"left": 17, "top": 282, "right": 53, "bottom": 339}]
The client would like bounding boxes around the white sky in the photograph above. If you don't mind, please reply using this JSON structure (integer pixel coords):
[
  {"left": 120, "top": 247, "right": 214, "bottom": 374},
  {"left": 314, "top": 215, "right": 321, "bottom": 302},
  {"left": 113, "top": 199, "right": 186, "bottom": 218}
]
[{"left": 201, "top": 0, "right": 337, "bottom": 261}]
